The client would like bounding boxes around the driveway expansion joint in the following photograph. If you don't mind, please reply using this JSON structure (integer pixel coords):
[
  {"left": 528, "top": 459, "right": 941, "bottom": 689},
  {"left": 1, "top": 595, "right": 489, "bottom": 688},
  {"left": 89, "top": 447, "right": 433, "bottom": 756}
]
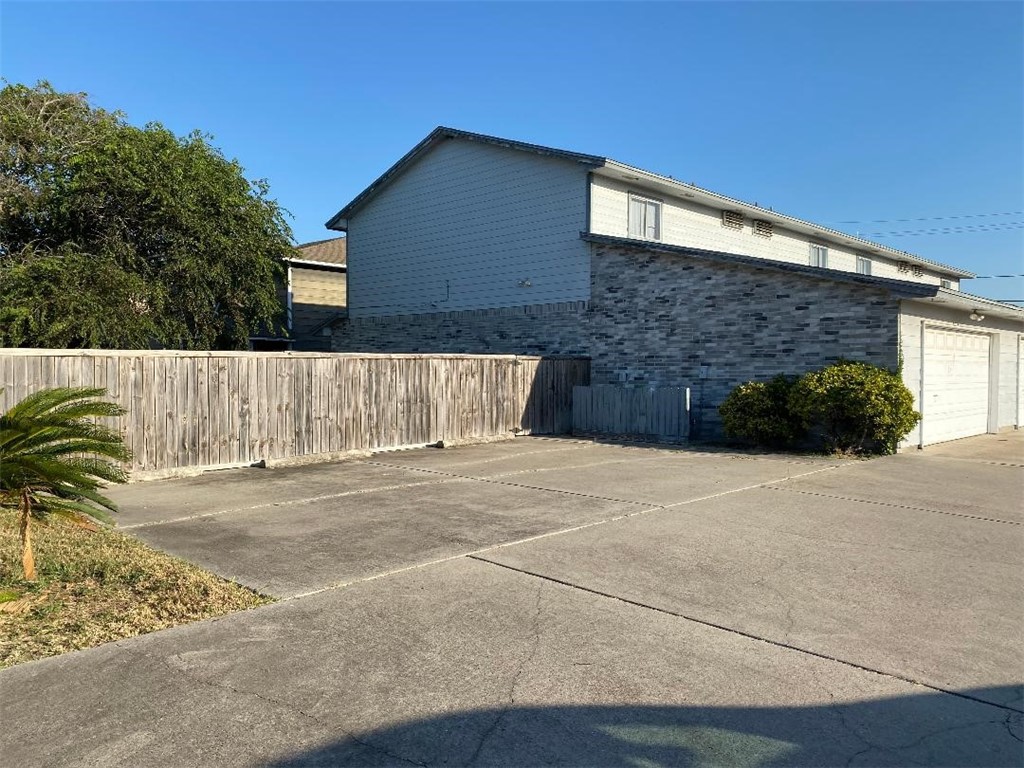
[
  {"left": 119, "top": 477, "right": 465, "bottom": 530},
  {"left": 366, "top": 460, "right": 655, "bottom": 507},
  {"left": 468, "top": 555, "right": 1024, "bottom": 716},
  {"left": 764, "top": 485, "right": 1022, "bottom": 526}
]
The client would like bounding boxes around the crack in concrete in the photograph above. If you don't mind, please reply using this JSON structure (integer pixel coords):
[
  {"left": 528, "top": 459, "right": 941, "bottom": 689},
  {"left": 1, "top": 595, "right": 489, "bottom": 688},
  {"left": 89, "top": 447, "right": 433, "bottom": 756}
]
[
  {"left": 464, "top": 584, "right": 545, "bottom": 767},
  {"left": 1005, "top": 711, "right": 1024, "bottom": 744},
  {"left": 469, "top": 556, "right": 1024, "bottom": 716},
  {"left": 133, "top": 648, "right": 429, "bottom": 768},
  {"left": 765, "top": 486, "right": 1021, "bottom": 526}
]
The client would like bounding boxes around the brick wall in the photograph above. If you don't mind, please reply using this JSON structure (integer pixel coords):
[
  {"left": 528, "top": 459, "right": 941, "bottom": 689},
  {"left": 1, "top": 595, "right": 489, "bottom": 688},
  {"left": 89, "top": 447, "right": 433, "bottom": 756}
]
[
  {"left": 330, "top": 301, "right": 591, "bottom": 356},
  {"left": 586, "top": 244, "right": 900, "bottom": 435},
  {"left": 332, "top": 242, "right": 902, "bottom": 436}
]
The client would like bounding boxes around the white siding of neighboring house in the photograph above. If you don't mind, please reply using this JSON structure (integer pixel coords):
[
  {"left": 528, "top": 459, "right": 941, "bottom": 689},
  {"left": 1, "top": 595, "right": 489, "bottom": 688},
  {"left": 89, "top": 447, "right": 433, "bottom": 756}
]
[
  {"left": 346, "top": 138, "right": 593, "bottom": 318},
  {"left": 899, "top": 301, "right": 1023, "bottom": 447},
  {"left": 589, "top": 174, "right": 959, "bottom": 288}
]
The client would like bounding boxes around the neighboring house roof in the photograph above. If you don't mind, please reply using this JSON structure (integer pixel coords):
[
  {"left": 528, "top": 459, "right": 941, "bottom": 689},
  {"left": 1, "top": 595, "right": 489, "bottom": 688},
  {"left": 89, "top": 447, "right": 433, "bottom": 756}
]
[
  {"left": 288, "top": 237, "right": 347, "bottom": 269},
  {"left": 325, "top": 126, "right": 972, "bottom": 279}
]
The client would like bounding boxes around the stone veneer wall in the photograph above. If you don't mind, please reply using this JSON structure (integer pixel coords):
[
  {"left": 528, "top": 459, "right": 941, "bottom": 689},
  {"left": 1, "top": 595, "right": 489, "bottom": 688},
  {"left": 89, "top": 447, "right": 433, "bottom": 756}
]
[{"left": 332, "top": 243, "right": 902, "bottom": 436}]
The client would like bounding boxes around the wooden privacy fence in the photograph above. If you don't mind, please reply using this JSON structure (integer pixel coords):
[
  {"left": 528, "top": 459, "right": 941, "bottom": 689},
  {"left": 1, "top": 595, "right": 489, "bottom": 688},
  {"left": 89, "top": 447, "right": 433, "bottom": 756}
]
[
  {"left": 572, "top": 385, "right": 690, "bottom": 442},
  {"left": 0, "top": 351, "right": 589, "bottom": 476}
]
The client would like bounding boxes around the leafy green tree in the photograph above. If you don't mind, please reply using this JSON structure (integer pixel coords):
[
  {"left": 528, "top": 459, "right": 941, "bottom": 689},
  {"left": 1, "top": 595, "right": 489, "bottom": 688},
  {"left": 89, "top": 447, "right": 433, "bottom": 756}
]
[
  {"left": 0, "top": 387, "right": 131, "bottom": 580},
  {"left": 0, "top": 81, "right": 293, "bottom": 349}
]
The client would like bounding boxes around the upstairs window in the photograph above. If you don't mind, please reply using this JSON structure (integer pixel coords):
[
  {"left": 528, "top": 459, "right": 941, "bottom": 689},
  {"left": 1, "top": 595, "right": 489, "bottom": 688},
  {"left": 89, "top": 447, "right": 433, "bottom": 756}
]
[
  {"left": 628, "top": 194, "right": 661, "bottom": 241},
  {"left": 941, "top": 279, "right": 953, "bottom": 289},
  {"left": 809, "top": 243, "right": 829, "bottom": 268},
  {"left": 856, "top": 255, "right": 872, "bottom": 275}
]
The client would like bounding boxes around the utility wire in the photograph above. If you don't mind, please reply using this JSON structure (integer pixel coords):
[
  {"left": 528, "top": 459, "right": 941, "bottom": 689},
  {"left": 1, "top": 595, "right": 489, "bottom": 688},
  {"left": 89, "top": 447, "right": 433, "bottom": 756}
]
[
  {"left": 869, "top": 222, "right": 1023, "bottom": 233},
  {"left": 838, "top": 211, "right": 1023, "bottom": 225},
  {"left": 871, "top": 222, "right": 1024, "bottom": 237},
  {"left": 965, "top": 274, "right": 1024, "bottom": 279}
]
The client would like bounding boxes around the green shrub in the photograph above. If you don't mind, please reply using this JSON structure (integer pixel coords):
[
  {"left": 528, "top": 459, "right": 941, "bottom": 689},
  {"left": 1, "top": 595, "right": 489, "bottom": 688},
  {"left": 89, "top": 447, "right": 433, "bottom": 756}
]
[
  {"left": 789, "top": 360, "right": 920, "bottom": 454},
  {"left": 718, "top": 375, "right": 804, "bottom": 448}
]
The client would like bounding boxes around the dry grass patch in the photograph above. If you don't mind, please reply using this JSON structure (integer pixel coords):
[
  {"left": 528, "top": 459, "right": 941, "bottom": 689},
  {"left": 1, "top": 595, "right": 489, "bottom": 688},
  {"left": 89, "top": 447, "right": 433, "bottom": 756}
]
[{"left": 0, "top": 512, "right": 271, "bottom": 668}]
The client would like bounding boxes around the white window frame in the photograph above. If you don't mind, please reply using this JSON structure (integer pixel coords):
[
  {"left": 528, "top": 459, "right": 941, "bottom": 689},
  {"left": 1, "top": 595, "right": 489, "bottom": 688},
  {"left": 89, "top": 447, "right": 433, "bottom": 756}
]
[
  {"left": 628, "top": 193, "right": 662, "bottom": 241},
  {"left": 810, "top": 243, "right": 829, "bottom": 268},
  {"left": 856, "top": 255, "right": 872, "bottom": 275}
]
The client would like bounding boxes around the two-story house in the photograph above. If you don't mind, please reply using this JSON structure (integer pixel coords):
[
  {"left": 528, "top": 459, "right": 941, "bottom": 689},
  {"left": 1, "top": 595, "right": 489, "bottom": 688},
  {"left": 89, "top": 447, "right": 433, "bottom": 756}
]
[{"left": 326, "top": 127, "right": 1023, "bottom": 446}]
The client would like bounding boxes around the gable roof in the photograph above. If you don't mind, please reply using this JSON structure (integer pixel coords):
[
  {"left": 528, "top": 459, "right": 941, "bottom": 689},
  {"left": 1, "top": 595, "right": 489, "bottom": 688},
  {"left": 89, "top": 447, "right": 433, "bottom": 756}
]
[
  {"left": 288, "top": 237, "right": 347, "bottom": 268},
  {"left": 325, "top": 127, "right": 972, "bottom": 278},
  {"left": 325, "top": 127, "right": 603, "bottom": 231}
]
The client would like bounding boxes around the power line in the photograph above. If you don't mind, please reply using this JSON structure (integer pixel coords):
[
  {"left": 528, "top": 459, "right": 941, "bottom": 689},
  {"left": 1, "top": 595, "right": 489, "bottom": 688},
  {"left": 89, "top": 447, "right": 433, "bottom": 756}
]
[
  {"left": 965, "top": 274, "right": 1024, "bottom": 279},
  {"left": 838, "top": 210, "right": 1023, "bottom": 225},
  {"left": 870, "top": 222, "right": 1024, "bottom": 237}
]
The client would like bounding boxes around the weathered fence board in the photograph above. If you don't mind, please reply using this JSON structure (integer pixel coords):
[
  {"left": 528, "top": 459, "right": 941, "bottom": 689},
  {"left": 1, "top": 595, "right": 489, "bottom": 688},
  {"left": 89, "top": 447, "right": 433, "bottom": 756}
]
[
  {"left": 572, "top": 385, "right": 690, "bottom": 442},
  {"left": 0, "top": 350, "right": 589, "bottom": 476}
]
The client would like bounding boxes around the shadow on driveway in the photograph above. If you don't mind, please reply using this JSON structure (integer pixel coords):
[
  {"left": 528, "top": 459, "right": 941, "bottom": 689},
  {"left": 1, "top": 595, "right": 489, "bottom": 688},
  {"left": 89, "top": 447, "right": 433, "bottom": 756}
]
[{"left": 268, "top": 687, "right": 1023, "bottom": 767}]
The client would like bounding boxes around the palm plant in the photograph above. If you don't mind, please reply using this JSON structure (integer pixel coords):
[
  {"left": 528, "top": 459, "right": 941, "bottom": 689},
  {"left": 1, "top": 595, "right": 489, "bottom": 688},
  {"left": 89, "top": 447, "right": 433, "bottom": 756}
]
[{"left": 0, "top": 387, "right": 131, "bottom": 580}]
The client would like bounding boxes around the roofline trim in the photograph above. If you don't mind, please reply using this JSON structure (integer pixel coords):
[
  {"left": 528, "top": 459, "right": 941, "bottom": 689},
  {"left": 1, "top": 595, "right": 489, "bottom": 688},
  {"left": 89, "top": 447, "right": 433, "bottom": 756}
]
[
  {"left": 283, "top": 257, "right": 347, "bottom": 270},
  {"left": 581, "top": 232, "right": 941, "bottom": 298},
  {"left": 295, "top": 236, "right": 346, "bottom": 249}
]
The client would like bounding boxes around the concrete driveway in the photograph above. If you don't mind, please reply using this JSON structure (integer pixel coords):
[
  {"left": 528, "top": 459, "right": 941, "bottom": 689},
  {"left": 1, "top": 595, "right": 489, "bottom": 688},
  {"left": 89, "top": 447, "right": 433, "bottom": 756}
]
[{"left": 2, "top": 433, "right": 1022, "bottom": 766}]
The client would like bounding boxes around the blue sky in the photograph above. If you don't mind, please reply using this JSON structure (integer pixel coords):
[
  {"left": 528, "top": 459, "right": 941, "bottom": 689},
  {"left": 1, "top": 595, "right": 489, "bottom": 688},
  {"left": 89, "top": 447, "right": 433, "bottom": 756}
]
[{"left": 2, "top": 2, "right": 1022, "bottom": 301}]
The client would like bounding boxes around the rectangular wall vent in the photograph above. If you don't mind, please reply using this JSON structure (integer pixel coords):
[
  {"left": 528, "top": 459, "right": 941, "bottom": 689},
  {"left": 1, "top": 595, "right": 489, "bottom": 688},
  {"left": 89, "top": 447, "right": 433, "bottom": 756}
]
[
  {"left": 752, "top": 219, "right": 773, "bottom": 238},
  {"left": 721, "top": 210, "right": 744, "bottom": 230},
  {"left": 897, "top": 261, "right": 910, "bottom": 273}
]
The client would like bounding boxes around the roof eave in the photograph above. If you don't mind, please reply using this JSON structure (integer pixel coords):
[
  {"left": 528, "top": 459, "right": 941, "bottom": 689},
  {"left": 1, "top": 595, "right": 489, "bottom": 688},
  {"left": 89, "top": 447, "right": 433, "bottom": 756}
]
[
  {"left": 580, "top": 232, "right": 942, "bottom": 298},
  {"left": 284, "top": 257, "right": 347, "bottom": 270},
  {"left": 905, "top": 288, "right": 1024, "bottom": 322}
]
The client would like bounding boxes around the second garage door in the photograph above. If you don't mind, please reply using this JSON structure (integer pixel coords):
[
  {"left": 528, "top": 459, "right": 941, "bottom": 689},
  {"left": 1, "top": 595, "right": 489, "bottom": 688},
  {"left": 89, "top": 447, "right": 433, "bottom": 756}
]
[{"left": 921, "top": 327, "right": 991, "bottom": 445}]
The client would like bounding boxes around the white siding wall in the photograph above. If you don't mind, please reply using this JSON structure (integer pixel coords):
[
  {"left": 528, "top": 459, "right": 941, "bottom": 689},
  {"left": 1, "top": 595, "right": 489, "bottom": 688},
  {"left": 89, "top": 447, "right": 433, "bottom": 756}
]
[
  {"left": 590, "top": 175, "right": 957, "bottom": 288},
  {"left": 346, "top": 139, "right": 592, "bottom": 318},
  {"left": 899, "top": 301, "right": 1023, "bottom": 447}
]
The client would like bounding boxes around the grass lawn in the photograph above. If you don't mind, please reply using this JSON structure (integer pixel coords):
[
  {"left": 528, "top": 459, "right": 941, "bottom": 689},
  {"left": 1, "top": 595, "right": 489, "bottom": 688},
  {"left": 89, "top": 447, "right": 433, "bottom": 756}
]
[{"left": 0, "top": 513, "right": 271, "bottom": 669}]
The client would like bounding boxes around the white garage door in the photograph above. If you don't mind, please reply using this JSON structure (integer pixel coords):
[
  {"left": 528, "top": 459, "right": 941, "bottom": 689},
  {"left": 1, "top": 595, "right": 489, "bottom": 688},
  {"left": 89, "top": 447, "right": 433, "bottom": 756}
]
[{"left": 922, "top": 327, "right": 990, "bottom": 445}]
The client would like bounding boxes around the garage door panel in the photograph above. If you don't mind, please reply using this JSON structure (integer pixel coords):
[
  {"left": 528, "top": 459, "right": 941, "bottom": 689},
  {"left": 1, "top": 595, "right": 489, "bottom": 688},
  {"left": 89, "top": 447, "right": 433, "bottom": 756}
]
[{"left": 922, "top": 328, "right": 990, "bottom": 445}]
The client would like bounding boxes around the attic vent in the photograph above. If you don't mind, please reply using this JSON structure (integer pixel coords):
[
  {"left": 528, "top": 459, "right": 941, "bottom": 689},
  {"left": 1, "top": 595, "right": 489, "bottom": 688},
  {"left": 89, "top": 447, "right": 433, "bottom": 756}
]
[
  {"left": 897, "top": 261, "right": 911, "bottom": 274},
  {"left": 752, "top": 219, "right": 773, "bottom": 238},
  {"left": 721, "top": 210, "right": 744, "bottom": 230},
  {"left": 912, "top": 265, "right": 924, "bottom": 277}
]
